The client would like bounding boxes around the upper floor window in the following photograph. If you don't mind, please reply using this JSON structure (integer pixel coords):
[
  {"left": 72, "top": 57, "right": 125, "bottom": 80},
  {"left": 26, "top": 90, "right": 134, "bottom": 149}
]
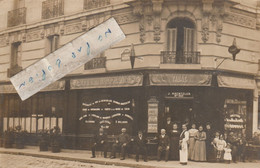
[
  {"left": 42, "top": 0, "right": 64, "bottom": 20},
  {"left": 84, "top": 0, "right": 111, "bottom": 10},
  {"left": 7, "top": 0, "right": 26, "bottom": 27},
  {"left": 11, "top": 42, "right": 22, "bottom": 68},
  {"left": 7, "top": 42, "right": 23, "bottom": 77},
  {"left": 161, "top": 18, "right": 199, "bottom": 64},
  {"left": 46, "top": 35, "right": 59, "bottom": 54}
]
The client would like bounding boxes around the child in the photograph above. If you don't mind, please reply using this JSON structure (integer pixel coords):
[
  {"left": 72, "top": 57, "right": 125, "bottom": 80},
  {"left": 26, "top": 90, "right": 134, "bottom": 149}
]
[
  {"left": 224, "top": 143, "right": 232, "bottom": 164},
  {"left": 216, "top": 134, "right": 226, "bottom": 162}
]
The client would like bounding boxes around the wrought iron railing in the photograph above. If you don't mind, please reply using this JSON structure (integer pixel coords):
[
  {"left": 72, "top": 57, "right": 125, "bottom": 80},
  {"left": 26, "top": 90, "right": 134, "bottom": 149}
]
[
  {"left": 84, "top": 57, "right": 106, "bottom": 70},
  {"left": 42, "top": 0, "right": 64, "bottom": 19},
  {"left": 7, "top": 7, "right": 26, "bottom": 27},
  {"left": 161, "top": 51, "right": 200, "bottom": 64},
  {"left": 84, "top": 0, "right": 110, "bottom": 10}
]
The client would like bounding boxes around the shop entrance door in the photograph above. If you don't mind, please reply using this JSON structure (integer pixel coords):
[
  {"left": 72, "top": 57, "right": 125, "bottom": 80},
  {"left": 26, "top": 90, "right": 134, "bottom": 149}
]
[{"left": 165, "top": 99, "right": 193, "bottom": 124}]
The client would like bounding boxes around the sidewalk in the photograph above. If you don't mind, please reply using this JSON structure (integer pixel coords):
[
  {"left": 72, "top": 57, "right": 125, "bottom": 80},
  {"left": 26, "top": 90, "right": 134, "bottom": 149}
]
[{"left": 0, "top": 146, "right": 259, "bottom": 168}]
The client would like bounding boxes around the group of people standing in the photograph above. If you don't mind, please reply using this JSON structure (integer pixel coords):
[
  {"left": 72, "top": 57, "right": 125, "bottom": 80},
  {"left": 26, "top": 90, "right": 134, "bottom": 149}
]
[{"left": 90, "top": 117, "right": 248, "bottom": 165}]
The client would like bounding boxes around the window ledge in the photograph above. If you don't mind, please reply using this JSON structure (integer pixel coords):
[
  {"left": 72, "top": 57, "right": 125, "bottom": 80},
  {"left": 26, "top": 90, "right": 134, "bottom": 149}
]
[{"left": 160, "top": 64, "right": 202, "bottom": 70}]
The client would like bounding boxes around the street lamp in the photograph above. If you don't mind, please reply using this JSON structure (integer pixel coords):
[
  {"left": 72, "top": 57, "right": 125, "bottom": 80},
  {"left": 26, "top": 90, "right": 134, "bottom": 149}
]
[
  {"left": 228, "top": 38, "right": 240, "bottom": 61},
  {"left": 130, "top": 43, "right": 135, "bottom": 69},
  {"left": 215, "top": 38, "right": 240, "bottom": 69}
]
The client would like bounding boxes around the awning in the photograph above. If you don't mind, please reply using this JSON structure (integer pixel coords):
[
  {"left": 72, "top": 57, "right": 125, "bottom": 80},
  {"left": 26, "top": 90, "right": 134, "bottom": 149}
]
[
  {"left": 149, "top": 72, "right": 212, "bottom": 86},
  {"left": 217, "top": 74, "right": 256, "bottom": 90},
  {"left": 0, "top": 80, "right": 65, "bottom": 94},
  {"left": 0, "top": 84, "right": 16, "bottom": 93},
  {"left": 70, "top": 74, "right": 143, "bottom": 89},
  {"left": 40, "top": 80, "right": 65, "bottom": 92}
]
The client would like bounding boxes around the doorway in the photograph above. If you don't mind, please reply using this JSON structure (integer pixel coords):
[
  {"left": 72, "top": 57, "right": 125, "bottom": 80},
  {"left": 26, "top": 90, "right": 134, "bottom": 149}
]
[{"left": 165, "top": 99, "right": 193, "bottom": 125}]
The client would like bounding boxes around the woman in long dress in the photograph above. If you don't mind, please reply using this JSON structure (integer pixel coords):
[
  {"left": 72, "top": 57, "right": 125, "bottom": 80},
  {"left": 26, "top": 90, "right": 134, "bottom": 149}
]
[
  {"left": 179, "top": 124, "right": 190, "bottom": 165},
  {"left": 191, "top": 125, "right": 207, "bottom": 161},
  {"left": 170, "top": 123, "right": 180, "bottom": 160},
  {"left": 188, "top": 123, "right": 198, "bottom": 160}
]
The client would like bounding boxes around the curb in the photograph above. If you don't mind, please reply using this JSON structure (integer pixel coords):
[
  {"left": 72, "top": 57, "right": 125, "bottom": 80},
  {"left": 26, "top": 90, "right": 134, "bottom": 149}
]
[{"left": 0, "top": 150, "right": 168, "bottom": 168}]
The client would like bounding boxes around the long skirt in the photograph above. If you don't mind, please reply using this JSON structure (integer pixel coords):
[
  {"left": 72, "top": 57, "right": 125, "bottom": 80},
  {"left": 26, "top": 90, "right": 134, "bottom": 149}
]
[
  {"left": 192, "top": 140, "right": 206, "bottom": 161},
  {"left": 188, "top": 137, "right": 195, "bottom": 160},
  {"left": 170, "top": 137, "right": 179, "bottom": 160},
  {"left": 179, "top": 141, "right": 188, "bottom": 163}
]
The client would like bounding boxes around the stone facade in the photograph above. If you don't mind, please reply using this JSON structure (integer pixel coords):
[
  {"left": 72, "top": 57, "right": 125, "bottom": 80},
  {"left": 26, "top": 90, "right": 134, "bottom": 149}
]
[{"left": 0, "top": 0, "right": 260, "bottom": 138}]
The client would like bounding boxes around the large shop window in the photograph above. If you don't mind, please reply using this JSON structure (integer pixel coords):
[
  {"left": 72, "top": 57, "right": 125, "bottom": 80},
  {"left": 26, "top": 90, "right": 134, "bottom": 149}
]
[
  {"left": 162, "top": 18, "right": 199, "bottom": 64},
  {"left": 3, "top": 92, "right": 64, "bottom": 133},
  {"left": 79, "top": 94, "right": 134, "bottom": 135}
]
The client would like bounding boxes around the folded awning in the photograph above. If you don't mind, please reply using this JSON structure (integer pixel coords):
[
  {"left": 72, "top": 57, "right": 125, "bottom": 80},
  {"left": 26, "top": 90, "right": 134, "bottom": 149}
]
[
  {"left": 70, "top": 74, "right": 143, "bottom": 89},
  {"left": 0, "top": 80, "right": 65, "bottom": 94},
  {"left": 149, "top": 72, "right": 212, "bottom": 86},
  {"left": 40, "top": 80, "right": 65, "bottom": 92},
  {"left": 0, "top": 84, "right": 16, "bottom": 93},
  {"left": 217, "top": 74, "right": 256, "bottom": 90}
]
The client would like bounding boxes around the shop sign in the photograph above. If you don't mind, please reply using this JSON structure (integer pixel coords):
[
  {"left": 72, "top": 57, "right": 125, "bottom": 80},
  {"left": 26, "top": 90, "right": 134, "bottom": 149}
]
[
  {"left": 149, "top": 73, "right": 212, "bottom": 86},
  {"left": 70, "top": 74, "right": 143, "bottom": 89},
  {"left": 166, "top": 92, "right": 192, "bottom": 98},
  {"left": 147, "top": 97, "right": 159, "bottom": 133}
]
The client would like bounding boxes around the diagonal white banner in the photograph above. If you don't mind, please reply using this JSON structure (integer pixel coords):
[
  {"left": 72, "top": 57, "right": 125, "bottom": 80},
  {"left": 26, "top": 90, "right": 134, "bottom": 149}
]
[{"left": 10, "top": 18, "right": 125, "bottom": 101}]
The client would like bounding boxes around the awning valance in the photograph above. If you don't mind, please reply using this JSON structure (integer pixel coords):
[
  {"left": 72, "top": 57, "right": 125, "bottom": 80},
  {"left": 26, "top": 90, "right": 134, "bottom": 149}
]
[
  {"left": 40, "top": 80, "right": 65, "bottom": 92},
  {"left": 0, "top": 84, "right": 16, "bottom": 93},
  {"left": 70, "top": 74, "right": 143, "bottom": 90},
  {"left": 217, "top": 74, "right": 256, "bottom": 90},
  {"left": 0, "top": 80, "right": 65, "bottom": 94},
  {"left": 149, "top": 72, "right": 212, "bottom": 86}
]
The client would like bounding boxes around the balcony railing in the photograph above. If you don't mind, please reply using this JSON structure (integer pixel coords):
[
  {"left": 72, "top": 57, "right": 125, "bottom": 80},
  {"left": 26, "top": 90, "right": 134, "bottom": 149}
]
[
  {"left": 42, "top": 0, "right": 64, "bottom": 19},
  {"left": 84, "top": 0, "right": 110, "bottom": 10},
  {"left": 7, "top": 7, "right": 26, "bottom": 27},
  {"left": 84, "top": 57, "right": 106, "bottom": 70},
  {"left": 161, "top": 51, "right": 200, "bottom": 64}
]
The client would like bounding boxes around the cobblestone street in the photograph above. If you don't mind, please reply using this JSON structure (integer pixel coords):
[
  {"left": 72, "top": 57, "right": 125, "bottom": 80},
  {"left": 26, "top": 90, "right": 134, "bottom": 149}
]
[{"left": 0, "top": 153, "right": 128, "bottom": 168}]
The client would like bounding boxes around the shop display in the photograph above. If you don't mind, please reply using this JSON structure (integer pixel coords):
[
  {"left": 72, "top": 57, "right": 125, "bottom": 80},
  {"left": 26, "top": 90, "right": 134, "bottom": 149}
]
[{"left": 223, "top": 99, "right": 247, "bottom": 136}]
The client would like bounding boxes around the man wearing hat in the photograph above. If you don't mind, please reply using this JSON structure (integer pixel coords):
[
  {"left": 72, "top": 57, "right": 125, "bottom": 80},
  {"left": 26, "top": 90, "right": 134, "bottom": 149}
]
[
  {"left": 91, "top": 127, "right": 108, "bottom": 158},
  {"left": 134, "top": 130, "right": 148, "bottom": 162},
  {"left": 110, "top": 128, "right": 130, "bottom": 160}
]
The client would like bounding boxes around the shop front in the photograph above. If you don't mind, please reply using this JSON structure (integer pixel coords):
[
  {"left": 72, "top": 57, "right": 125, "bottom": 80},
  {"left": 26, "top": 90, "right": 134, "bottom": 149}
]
[
  {"left": 0, "top": 70, "right": 257, "bottom": 150},
  {"left": 144, "top": 71, "right": 255, "bottom": 139}
]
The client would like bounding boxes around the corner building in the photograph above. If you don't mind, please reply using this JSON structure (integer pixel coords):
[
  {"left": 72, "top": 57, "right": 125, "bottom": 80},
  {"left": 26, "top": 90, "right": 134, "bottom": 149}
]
[{"left": 0, "top": 0, "right": 260, "bottom": 149}]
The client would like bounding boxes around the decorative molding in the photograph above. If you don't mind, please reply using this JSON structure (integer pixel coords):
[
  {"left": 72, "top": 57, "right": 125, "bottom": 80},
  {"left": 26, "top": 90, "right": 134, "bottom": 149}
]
[
  {"left": 9, "top": 32, "right": 23, "bottom": 43},
  {"left": 26, "top": 30, "right": 42, "bottom": 42},
  {"left": 0, "top": 35, "right": 8, "bottom": 47},
  {"left": 113, "top": 13, "right": 139, "bottom": 24},
  {"left": 64, "top": 22, "right": 82, "bottom": 35},
  {"left": 201, "top": 0, "right": 213, "bottom": 43},
  {"left": 216, "top": 20, "right": 223, "bottom": 43},
  {"left": 153, "top": 22, "right": 161, "bottom": 42},
  {"left": 201, "top": 17, "right": 209, "bottom": 43},
  {"left": 59, "top": 21, "right": 65, "bottom": 35},
  {"left": 139, "top": 18, "right": 145, "bottom": 43},
  {"left": 224, "top": 12, "right": 256, "bottom": 29}
]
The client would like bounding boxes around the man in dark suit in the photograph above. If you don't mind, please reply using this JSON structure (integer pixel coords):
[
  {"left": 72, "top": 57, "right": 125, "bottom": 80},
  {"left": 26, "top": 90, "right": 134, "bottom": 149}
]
[
  {"left": 91, "top": 128, "right": 108, "bottom": 158},
  {"left": 165, "top": 117, "right": 173, "bottom": 135},
  {"left": 157, "top": 129, "right": 170, "bottom": 162},
  {"left": 134, "top": 131, "right": 148, "bottom": 162},
  {"left": 110, "top": 128, "right": 130, "bottom": 160}
]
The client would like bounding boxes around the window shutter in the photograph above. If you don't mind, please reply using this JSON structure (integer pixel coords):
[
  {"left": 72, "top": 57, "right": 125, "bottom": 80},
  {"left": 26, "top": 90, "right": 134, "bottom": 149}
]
[
  {"left": 167, "top": 28, "right": 177, "bottom": 51},
  {"left": 183, "top": 27, "right": 195, "bottom": 53}
]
